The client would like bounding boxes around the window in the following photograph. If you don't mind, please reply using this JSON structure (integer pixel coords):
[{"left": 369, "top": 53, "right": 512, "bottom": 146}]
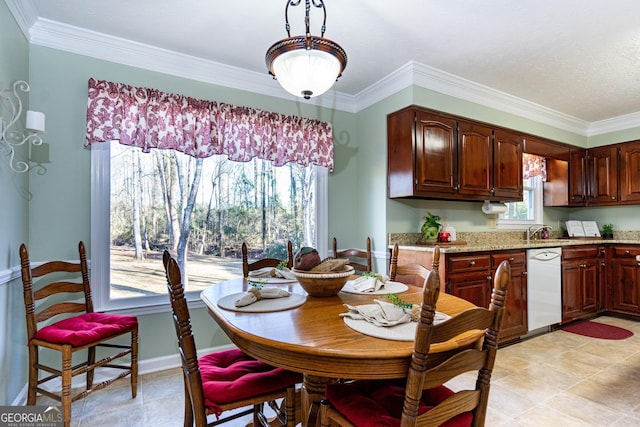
[
  {"left": 91, "top": 141, "right": 327, "bottom": 312},
  {"left": 498, "top": 154, "right": 545, "bottom": 229}
]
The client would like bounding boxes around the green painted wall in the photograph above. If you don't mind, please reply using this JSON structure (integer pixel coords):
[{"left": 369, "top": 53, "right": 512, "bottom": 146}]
[{"left": 0, "top": 1, "right": 30, "bottom": 405}]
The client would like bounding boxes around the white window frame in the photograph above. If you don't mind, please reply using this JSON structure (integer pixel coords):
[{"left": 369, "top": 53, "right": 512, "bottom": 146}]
[
  {"left": 90, "top": 141, "right": 328, "bottom": 314},
  {"left": 497, "top": 176, "right": 543, "bottom": 230}
]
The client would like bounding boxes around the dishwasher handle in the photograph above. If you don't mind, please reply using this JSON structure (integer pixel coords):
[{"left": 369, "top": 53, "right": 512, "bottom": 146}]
[{"left": 529, "top": 251, "right": 562, "bottom": 261}]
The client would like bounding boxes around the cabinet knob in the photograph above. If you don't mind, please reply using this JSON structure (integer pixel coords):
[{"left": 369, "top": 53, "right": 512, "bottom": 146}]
[
  {"left": 523, "top": 271, "right": 527, "bottom": 275},
  {"left": 626, "top": 250, "right": 630, "bottom": 254},
  {"left": 469, "top": 261, "right": 475, "bottom": 266},
  {"left": 508, "top": 257, "right": 515, "bottom": 261},
  {"left": 486, "top": 275, "right": 492, "bottom": 281},
  {"left": 612, "top": 196, "right": 617, "bottom": 200}
]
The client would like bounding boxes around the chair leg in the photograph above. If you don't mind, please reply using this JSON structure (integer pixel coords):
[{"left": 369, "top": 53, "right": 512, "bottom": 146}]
[
  {"left": 27, "top": 344, "right": 38, "bottom": 405},
  {"left": 319, "top": 399, "right": 331, "bottom": 427},
  {"left": 285, "top": 387, "right": 297, "bottom": 427},
  {"left": 182, "top": 377, "right": 194, "bottom": 427},
  {"left": 61, "top": 345, "right": 73, "bottom": 427},
  {"left": 86, "top": 345, "right": 96, "bottom": 390},
  {"left": 131, "top": 326, "right": 139, "bottom": 398}
]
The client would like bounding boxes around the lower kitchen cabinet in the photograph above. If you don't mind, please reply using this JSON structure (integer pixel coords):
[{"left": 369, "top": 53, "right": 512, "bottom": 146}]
[
  {"left": 445, "top": 253, "right": 492, "bottom": 309},
  {"left": 491, "top": 251, "right": 527, "bottom": 343},
  {"left": 611, "top": 245, "right": 640, "bottom": 314},
  {"left": 561, "top": 246, "right": 604, "bottom": 322}
]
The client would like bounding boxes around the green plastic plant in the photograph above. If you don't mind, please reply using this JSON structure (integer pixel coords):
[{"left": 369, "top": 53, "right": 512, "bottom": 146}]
[
  {"left": 602, "top": 223, "right": 614, "bottom": 234},
  {"left": 421, "top": 211, "right": 442, "bottom": 241}
]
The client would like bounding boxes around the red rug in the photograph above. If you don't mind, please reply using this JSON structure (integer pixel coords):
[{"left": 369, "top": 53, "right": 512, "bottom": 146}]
[{"left": 562, "top": 321, "right": 634, "bottom": 340}]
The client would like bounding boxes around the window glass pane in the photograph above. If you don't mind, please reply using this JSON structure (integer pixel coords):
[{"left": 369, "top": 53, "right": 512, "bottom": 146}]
[
  {"left": 500, "top": 177, "right": 535, "bottom": 221},
  {"left": 109, "top": 143, "right": 317, "bottom": 299}
]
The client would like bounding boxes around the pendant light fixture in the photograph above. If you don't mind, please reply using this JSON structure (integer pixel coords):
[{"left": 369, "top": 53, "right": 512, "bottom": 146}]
[{"left": 266, "top": 0, "right": 347, "bottom": 99}]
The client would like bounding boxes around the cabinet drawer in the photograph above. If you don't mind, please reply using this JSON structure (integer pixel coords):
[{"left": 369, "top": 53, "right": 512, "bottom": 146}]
[
  {"left": 447, "top": 254, "right": 491, "bottom": 272},
  {"left": 562, "top": 246, "right": 601, "bottom": 260},
  {"left": 612, "top": 245, "right": 640, "bottom": 258},
  {"left": 491, "top": 251, "right": 525, "bottom": 268}
]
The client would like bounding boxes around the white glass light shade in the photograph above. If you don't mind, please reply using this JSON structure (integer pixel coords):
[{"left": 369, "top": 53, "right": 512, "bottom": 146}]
[
  {"left": 266, "top": 35, "right": 347, "bottom": 99},
  {"left": 271, "top": 48, "right": 341, "bottom": 99}
]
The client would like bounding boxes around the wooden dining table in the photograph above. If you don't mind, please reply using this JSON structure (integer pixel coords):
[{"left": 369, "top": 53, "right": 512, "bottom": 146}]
[{"left": 200, "top": 277, "right": 481, "bottom": 426}]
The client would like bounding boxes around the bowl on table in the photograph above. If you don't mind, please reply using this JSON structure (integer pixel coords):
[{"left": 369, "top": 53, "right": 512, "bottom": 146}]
[{"left": 291, "top": 266, "right": 354, "bottom": 297}]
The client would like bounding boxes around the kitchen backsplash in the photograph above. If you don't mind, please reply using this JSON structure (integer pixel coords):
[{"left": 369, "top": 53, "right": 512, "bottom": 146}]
[{"left": 389, "top": 230, "right": 640, "bottom": 246}]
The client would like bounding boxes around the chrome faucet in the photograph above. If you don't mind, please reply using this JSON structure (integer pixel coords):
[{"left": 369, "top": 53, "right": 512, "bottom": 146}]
[{"left": 527, "top": 224, "right": 553, "bottom": 243}]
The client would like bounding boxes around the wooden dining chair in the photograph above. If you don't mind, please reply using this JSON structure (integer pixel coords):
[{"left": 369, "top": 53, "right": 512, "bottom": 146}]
[
  {"left": 332, "top": 237, "right": 372, "bottom": 273},
  {"left": 241, "top": 241, "right": 294, "bottom": 278},
  {"left": 163, "top": 250, "right": 301, "bottom": 426},
  {"left": 19, "top": 241, "right": 138, "bottom": 427},
  {"left": 389, "top": 242, "right": 432, "bottom": 287},
  {"left": 320, "top": 256, "right": 511, "bottom": 427}
]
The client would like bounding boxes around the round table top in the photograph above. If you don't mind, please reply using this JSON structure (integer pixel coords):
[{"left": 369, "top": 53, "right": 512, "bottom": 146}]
[{"left": 200, "top": 277, "right": 479, "bottom": 379}]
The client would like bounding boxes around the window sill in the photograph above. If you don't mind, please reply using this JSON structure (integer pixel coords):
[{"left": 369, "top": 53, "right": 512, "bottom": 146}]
[{"left": 97, "top": 291, "right": 205, "bottom": 316}]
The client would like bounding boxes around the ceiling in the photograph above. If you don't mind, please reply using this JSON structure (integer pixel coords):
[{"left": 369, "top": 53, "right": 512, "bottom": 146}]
[{"left": 8, "top": 0, "right": 640, "bottom": 132}]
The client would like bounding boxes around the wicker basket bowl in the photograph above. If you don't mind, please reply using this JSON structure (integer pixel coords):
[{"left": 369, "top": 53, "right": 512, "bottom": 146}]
[{"left": 291, "top": 266, "right": 354, "bottom": 297}]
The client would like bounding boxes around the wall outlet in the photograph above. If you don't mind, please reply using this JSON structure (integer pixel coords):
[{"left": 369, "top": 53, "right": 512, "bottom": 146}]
[{"left": 488, "top": 217, "right": 497, "bottom": 229}]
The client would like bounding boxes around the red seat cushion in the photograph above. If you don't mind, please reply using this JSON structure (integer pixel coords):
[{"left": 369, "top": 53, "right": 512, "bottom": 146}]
[
  {"left": 199, "top": 348, "right": 302, "bottom": 417},
  {"left": 325, "top": 379, "right": 473, "bottom": 427},
  {"left": 33, "top": 312, "right": 137, "bottom": 347}
]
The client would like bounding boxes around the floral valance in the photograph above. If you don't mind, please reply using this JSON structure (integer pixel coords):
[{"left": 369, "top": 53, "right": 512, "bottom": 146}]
[
  {"left": 85, "top": 78, "right": 334, "bottom": 169},
  {"left": 523, "top": 153, "right": 546, "bottom": 181}
]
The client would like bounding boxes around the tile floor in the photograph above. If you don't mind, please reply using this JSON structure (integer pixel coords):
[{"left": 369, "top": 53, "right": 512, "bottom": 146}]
[{"left": 38, "top": 315, "right": 640, "bottom": 426}]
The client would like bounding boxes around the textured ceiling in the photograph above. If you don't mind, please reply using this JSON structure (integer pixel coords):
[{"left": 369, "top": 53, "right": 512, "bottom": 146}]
[{"left": 14, "top": 0, "right": 640, "bottom": 123}]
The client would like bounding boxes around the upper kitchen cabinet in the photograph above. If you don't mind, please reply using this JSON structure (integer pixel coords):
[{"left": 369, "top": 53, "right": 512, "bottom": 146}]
[
  {"left": 387, "top": 106, "right": 523, "bottom": 202},
  {"left": 394, "top": 108, "right": 458, "bottom": 198},
  {"left": 586, "top": 145, "right": 618, "bottom": 205},
  {"left": 568, "top": 148, "right": 588, "bottom": 206},
  {"left": 620, "top": 140, "right": 640, "bottom": 203}
]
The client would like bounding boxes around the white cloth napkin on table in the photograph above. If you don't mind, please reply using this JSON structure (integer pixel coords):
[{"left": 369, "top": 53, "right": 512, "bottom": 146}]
[
  {"left": 348, "top": 274, "right": 391, "bottom": 292},
  {"left": 234, "top": 287, "right": 290, "bottom": 307},
  {"left": 340, "top": 299, "right": 414, "bottom": 327},
  {"left": 248, "top": 267, "right": 296, "bottom": 280}
]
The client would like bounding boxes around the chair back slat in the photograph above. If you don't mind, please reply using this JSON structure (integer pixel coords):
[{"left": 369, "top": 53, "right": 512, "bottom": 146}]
[
  {"left": 421, "top": 349, "right": 486, "bottom": 389},
  {"left": 33, "top": 281, "right": 85, "bottom": 300},
  {"left": 35, "top": 303, "right": 86, "bottom": 324},
  {"left": 415, "top": 390, "right": 480, "bottom": 427},
  {"left": 430, "top": 307, "right": 494, "bottom": 343},
  {"left": 242, "top": 241, "right": 294, "bottom": 278},
  {"left": 31, "top": 260, "right": 82, "bottom": 277},
  {"left": 332, "top": 237, "right": 372, "bottom": 273}
]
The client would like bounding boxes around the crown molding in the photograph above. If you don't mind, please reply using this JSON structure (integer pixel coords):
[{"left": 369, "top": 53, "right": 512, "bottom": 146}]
[{"left": 10, "top": 1, "right": 640, "bottom": 136}]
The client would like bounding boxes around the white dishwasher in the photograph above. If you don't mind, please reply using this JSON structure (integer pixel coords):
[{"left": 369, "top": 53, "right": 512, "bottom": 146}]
[{"left": 527, "top": 247, "right": 562, "bottom": 331}]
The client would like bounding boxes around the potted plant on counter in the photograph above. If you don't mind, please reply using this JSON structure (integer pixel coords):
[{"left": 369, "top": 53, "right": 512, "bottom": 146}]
[
  {"left": 602, "top": 223, "right": 614, "bottom": 239},
  {"left": 421, "top": 212, "right": 441, "bottom": 243}
]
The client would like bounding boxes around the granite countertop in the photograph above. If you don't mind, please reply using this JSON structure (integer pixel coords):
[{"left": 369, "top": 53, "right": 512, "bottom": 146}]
[{"left": 389, "top": 231, "right": 640, "bottom": 254}]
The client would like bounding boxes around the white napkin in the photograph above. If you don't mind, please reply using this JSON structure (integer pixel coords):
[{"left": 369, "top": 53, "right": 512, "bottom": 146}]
[
  {"left": 348, "top": 274, "right": 391, "bottom": 292},
  {"left": 248, "top": 267, "right": 296, "bottom": 280},
  {"left": 341, "top": 299, "right": 415, "bottom": 327},
  {"left": 234, "top": 287, "right": 290, "bottom": 307}
]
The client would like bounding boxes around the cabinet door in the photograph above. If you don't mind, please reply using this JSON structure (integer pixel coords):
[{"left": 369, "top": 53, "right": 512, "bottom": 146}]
[
  {"left": 620, "top": 141, "right": 640, "bottom": 202},
  {"left": 581, "top": 261, "right": 599, "bottom": 313},
  {"left": 414, "top": 112, "right": 458, "bottom": 196},
  {"left": 447, "top": 271, "right": 491, "bottom": 309},
  {"left": 500, "top": 263, "right": 527, "bottom": 342},
  {"left": 562, "top": 260, "right": 582, "bottom": 320},
  {"left": 457, "top": 121, "right": 493, "bottom": 198},
  {"left": 568, "top": 149, "right": 587, "bottom": 206},
  {"left": 587, "top": 145, "right": 618, "bottom": 205},
  {"left": 493, "top": 129, "right": 523, "bottom": 201},
  {"left": 612, "top": 259, "right": 640, "bottom": 313}
]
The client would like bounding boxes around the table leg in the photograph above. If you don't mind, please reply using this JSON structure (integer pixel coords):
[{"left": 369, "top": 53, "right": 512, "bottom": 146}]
[{"left": 302, "top": 374, "right": 334, "bottom": 427}]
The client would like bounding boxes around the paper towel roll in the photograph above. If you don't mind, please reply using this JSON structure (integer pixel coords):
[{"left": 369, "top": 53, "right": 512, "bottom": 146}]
[{"left": 481, "top": 201, "right": 507, "bottom": 214}]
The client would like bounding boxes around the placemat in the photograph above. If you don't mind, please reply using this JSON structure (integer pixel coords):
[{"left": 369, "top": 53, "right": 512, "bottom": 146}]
[
  {"left": 343, "top": 312, "right": 451, "bottom": 341},
  {"left": 341, "top": 280, "right": 409, "bottom": 295},
  {"left": 247, "top": 276, "right": 297, "bottom": 284},
  {"left": 217, "top": 293, "right": 306, "bottom": 312}
]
